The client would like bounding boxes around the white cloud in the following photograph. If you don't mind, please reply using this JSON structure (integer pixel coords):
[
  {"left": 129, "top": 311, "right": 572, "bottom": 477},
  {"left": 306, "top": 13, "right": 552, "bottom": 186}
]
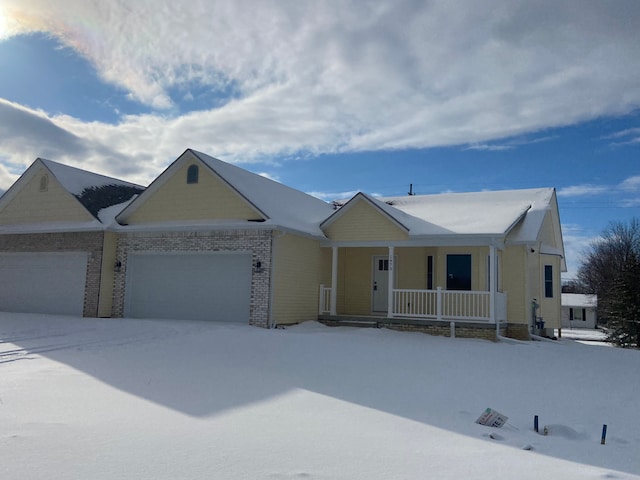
[
  {"left": 602, "top": 127, "right": 640, "bottom": 146},
  {"left": 560, "top": 223, "right": 598, "bottom": 280},
  {"left": 557, "top": 184, "right": 609, "bottom": 197},
  {"left": 1, "top": 0, "right": 640, "bottom": 186},
  {"left": 620, "top": 175, "right": 640, "bottom": 192},
  {"left": 602, "top": 127, "right": 640, "bottom": 139},
  {"left": 465, "top": 144, "right": 513, "bottom": 152}
]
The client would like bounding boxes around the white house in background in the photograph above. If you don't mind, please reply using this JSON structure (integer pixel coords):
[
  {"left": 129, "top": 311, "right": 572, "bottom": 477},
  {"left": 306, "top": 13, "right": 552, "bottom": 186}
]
[{"left": 561, "top": 294, "right": 598, "bottom": 329}]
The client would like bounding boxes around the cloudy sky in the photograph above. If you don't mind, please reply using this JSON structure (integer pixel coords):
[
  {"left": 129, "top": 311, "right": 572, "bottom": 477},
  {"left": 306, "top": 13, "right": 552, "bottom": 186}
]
[{"left": 1, "top": 0, "right": 639, "bottom": 278}]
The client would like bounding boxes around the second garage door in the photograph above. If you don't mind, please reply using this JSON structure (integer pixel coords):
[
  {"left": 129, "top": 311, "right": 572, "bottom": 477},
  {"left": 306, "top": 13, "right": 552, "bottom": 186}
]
[
  {"left": 0, "top": 252, "right": 88, "bottom": 316},
  {"left": 124, "top": 252, "right": 252, "bottom": 322}
]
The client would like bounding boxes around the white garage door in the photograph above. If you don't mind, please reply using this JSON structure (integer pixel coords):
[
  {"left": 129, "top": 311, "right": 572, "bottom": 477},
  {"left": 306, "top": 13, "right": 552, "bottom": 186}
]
[
  {"left": 124, "top": 252, "right": 252, "bottom": 322},
  {"left": 0, "top": 252, "right": 88, "bottom": 316}
]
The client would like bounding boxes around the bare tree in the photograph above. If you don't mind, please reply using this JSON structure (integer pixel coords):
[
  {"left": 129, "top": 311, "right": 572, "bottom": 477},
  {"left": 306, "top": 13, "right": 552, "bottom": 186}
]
[{"left": 577, "top": 218, "right": 640, "bottom": 347}]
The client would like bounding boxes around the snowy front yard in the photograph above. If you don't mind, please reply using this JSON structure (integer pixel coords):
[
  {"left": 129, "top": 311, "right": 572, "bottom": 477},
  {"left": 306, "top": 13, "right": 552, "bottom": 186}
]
[{"left": 1, "top": 314, "right": 639, "bottom": 479}]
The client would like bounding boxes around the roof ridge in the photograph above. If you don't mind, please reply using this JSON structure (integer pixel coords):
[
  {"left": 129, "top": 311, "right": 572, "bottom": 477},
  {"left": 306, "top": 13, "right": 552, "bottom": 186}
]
[{"left": 39, "top": 158, "right": 145, "bottom": 191}]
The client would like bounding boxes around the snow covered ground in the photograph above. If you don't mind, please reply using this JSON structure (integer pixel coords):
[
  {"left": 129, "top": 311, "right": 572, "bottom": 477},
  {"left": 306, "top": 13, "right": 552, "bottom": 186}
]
[
  {"left": 559, "top": 328, "right": 611, "bottom": 346},
  {"left": 1, "top": 313, "right": 638, "bottom": 479}
]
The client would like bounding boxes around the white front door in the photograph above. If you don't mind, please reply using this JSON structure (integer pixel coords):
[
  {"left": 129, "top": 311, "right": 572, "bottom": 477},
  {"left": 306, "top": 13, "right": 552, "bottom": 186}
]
[{"left": 372, "top": 255, "right": 390, "bottom": 312}]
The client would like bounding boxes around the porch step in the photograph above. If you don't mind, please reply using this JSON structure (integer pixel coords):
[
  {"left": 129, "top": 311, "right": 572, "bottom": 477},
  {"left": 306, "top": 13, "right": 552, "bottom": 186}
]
[{"left": 318, "top": 316, "right": 381, "bottom": 328}]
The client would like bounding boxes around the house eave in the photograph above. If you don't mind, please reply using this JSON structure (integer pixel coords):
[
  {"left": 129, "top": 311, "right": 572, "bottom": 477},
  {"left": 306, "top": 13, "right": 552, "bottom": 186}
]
[
  {"left": 108, "top": 220, "right": 327, "bottom": 239},
  {"left": 320, "top": 234, "right": 507, "bottom": 248},
  {"left": 0, "top": 221, "right": 105, "bottom": 235}
]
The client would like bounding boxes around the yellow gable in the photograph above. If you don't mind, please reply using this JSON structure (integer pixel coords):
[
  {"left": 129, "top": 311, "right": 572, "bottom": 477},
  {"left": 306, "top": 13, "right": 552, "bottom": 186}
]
[
  {"left": 323, "top": 199, "right": 408, "bottom": 241},
  {"left": 0, "top": 167, "right": 93, "bottom": 225},
  {"left": 538, "top": 210, "right": 559, "bottom": 248},
  {"left": 123, "top": 160, "right": 263, "bottom": 224}
]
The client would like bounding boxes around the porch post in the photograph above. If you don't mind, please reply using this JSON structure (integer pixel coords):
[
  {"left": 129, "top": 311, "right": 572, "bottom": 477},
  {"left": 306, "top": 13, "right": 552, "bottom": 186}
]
[
  {"left": 330, "top": 246, "right": 338, "bottom": 315},
  {"left": 490, "top": 245, "right": 497, "bottom": 324},
  {"left": 387, "top": 246, "right": 394, "bottom": 318}
]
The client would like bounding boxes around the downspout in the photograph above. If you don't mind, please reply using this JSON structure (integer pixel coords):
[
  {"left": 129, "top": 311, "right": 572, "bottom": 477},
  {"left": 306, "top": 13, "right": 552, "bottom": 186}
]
[{"left": 268, "top": 230, "right": 286, "bottom": 329}]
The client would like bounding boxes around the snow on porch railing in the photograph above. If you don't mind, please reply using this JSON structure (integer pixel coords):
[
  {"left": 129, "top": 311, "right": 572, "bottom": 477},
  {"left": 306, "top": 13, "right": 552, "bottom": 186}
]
[
  {"left": 319, "top": 284, "right": 332, "bottom": 314},
  {"left": 393, "top": 288, "right": 496, "bottom": 322}
]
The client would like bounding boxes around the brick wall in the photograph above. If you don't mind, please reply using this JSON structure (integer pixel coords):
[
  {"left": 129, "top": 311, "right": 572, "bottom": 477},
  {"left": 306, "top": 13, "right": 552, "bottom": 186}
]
[
  {"left": 506, "top": 323, "right": 530, "bottom": 341},
  {"left": 111, "top": 229, "right": 272, "bottom": 327},
  {"left": 0, "top": 231, "right": 104, "bottom": 317},
  {"left": 318, "top": 317, "right": 507, "bottom": 341}
]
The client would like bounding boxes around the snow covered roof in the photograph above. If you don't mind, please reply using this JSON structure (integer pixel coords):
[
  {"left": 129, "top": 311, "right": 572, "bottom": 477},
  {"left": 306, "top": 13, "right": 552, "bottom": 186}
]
[
  {"left": 562, "top": 294, "right": 597, "bottom": 308},
  {"left": 38, "top": 159, "right": 145, "bottom": 219},
  {"left": 39, "top": 159, "right": 143, "bottom": 197},
  {"left": 331, "top": 188, "right": 555, "bottom": 239},
  {"left": 0, "top": 158, "right": 145, "bottom": 232},
  {"left": 321, "top": 192, "right": 454, "bottom": 235},
  {"left": 2, "top": 154, "right": 563, "bottom": 248}
]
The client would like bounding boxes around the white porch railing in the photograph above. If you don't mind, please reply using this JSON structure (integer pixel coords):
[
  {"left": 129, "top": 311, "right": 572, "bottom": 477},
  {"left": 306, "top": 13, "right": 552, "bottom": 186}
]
[
  {"left": 319, "top": 285, "right": 507, "bottom": 323},
  {"left": 393, "top": 288, "right": 507, "bottom": 323},
  {"left": 319, "top": 284, "right": 332, "bottom": 314}
]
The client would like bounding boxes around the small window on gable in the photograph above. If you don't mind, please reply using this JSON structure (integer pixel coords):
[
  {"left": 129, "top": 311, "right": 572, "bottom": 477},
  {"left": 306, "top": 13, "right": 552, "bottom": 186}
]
[
  {"left": 39, "top": 175, "right": 49, "bottom": 192},
  {"left": 187, "top": 164, "right": 199, "bottom": 184}
]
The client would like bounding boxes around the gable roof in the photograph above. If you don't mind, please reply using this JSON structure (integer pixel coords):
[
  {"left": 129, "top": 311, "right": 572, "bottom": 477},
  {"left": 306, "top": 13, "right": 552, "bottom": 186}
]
[
  {"left": 330, "top": 188, "right": 555, "bottom": 239},
  {"left": 0, "top": 158, "right": 144, "bottom": 232},
  {"left": 39, "top": 159, "right": 145, "bottom": 219},
  {"left": 38, "top": 159, "right": 143, "bottom": 198},
  {"left": 321, "top": 192, "right": 453, "bottom": 235},
  {"left": 117, "top": 149, "right": 334, "bottom": 236}
]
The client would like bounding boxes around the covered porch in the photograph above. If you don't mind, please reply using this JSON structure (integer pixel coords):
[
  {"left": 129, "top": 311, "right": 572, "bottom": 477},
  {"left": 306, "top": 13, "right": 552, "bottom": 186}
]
[{"left": 318, "top": 244, "right": 507, "bottom": 326}]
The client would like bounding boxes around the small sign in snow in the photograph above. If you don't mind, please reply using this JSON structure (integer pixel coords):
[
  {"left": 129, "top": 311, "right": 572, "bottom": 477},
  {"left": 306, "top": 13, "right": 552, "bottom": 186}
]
[{"left": 476, "top": 408, "right": 508, "bottom": 428}]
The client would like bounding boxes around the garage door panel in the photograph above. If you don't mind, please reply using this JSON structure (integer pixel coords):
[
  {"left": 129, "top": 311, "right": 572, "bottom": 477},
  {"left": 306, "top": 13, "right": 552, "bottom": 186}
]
[
  {"left": 125, "top": 253, "right": 252, "bottom": 322},
  {"left": 0, "top": 252, "right": 88, "bottom": 316}
]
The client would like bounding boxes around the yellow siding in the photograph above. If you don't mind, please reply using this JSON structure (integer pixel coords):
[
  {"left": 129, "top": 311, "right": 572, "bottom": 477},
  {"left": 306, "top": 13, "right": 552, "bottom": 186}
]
[
  {"left": 433, "top": 246, "right": 489, "bottom": 291},
  {"left": 538, "top": 211, "right": 558, "bottom": 247},
  {"left": 125, "top": 160, "right": 262, "bottom": 224},
  {"left": 0, "top": 167, "right": 93, "bottom": 224},
  {"left": 272, "top": 233, "right": 322, "bottom": 325},
  {"left": 98, "top": 232, "right": 117, "bottom": 317},
  {"left": 336, "top": 247, "right": 387, "bottom": 315},
  {"left": 320, "top": 247, "right": 333, "bottom": 286},
  {"left": 396, "top": 247, "right": 428, "bottom": 289},
  {"left": 502, "top": 246, "right": 527, "bottom": 324},
  {"left": 324, "top": 200, "right": 408, "bottom": 241}
]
